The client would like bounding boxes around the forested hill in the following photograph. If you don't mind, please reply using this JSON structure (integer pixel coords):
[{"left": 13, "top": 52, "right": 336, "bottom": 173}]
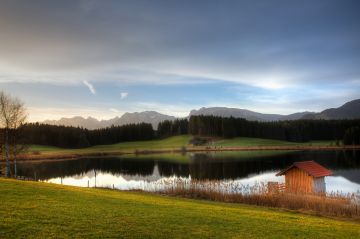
[
  {"left": 19, "top": 116, "right": 360, "bottom": 149},
  {"left": 187, "top": 115, "right": 360, "bottom": 143},
  {"left": 22, "top": 123, "right": 155, "bottom": 148}
]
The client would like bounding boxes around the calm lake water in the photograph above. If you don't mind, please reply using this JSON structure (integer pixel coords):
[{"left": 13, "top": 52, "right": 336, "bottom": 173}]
[{"left": 16, "top": 150, "right": 360, "bottom": 194}]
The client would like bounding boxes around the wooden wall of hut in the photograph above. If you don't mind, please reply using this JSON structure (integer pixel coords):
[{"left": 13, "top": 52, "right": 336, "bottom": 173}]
[
  {"left": 284, "top": 168, "right": 314, "bottom": 193},
  {"left": 313, "top": 177, "right": 326, "bottom": 194}
]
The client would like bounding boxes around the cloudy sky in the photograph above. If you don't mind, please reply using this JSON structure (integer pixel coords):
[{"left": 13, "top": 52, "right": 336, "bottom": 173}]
[{"left": 1, "top": 0, "right": 359, "bottom": 121}]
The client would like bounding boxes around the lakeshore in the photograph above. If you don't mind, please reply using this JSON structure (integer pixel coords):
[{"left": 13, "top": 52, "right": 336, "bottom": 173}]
[{"left": 11, "top": 135, "right": 360, "bottom": 161}]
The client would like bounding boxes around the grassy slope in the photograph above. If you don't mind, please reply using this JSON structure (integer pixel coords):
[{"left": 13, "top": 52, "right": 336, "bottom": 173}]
[
  {"left": 29, "top": 135, "right": 192, "bottom": 155},
  {"left": 0, "top": 179, "right": 359, "bottom": 239},
  {"left": 91, "top": 134, "right": 191, "bottom": 151},
  {"left": 28, "top": 135, "right": 335, "bottom": 156},
  {"left": 213, "top": 137, "right": 334, "bottom": 147}
]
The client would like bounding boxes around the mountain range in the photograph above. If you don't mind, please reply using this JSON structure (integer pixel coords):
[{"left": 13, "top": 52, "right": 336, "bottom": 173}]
[
  {"left": 42, "top": 99, "right": 360, "bottom": 129},
  {"left": 43, "top": 111, "right": 175, "bottom": 130}
]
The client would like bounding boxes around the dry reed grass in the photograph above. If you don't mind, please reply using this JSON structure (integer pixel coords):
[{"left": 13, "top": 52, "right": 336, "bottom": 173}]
[{"left": 152, "top": 178, "right": 360, "bottom": 219}]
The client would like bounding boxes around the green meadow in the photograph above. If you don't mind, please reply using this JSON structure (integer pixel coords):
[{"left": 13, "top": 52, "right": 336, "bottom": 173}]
[
  {"left": 212, "top": 137, "right": 335, "bottom": 147},
  {"left": 29, "top": 135, "right": 191, "bottom": 154},
  {"left": 27, "top": 135, "right": 335, "bottom": 157},
  {"left": 0, "top": 178, "right": 359, "bottom": 239}
]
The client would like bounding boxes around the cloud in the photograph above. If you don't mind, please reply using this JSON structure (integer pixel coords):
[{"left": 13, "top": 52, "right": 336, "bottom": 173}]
[
  {"left": 1, "top": 0, "right": 360, "bottom": 120},
  {"left": 83, "top": 80, "right": 96, "bottom": 94},
  {"left": 120, "top": 92, "right": 128, "bottom": 100},
  {"left": 0, "top": 0, "right": 359, "bottom": 91}
]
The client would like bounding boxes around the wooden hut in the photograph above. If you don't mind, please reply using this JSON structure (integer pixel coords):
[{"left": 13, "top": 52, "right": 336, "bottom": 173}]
[{"left": 276, "top": 161, "right": 332, "bottom": 194}]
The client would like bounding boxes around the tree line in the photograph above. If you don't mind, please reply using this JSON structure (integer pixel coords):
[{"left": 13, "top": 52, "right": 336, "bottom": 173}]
[
  {"left": 26, "top": 115, "right": 358, "bottom": 148},
  {"left": 343, "top": 127, "right": 360, "bottom": 145},
  {"left": 22, "top": 122, "right": 155, "bottom": 149},
  {"left": 157, "top": 119, "right": 188, "bottom": 138},
  {"left": 188, "top": 115, "right": 360, "bottom": 143},
  {"left": 22, "top": 119, "right": 190, "bottom": 148}
]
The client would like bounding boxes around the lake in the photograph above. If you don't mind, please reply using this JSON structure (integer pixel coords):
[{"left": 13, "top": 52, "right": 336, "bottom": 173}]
[{"left": 16, "top": 150, "right": 360, "bottom": 194}]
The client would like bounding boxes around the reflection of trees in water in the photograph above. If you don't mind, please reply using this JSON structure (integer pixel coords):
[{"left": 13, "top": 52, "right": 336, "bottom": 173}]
[
  {"left": 287, "top": 150, "right": 360, "bottom": 170},
  {"left": 157, "top": 150, "right": 360, "bottom": 180},
  {"left": 333, "top": 170, "right": 360, "bottom": 185},
  {"left": 188, "top": 153, "right": 292, "bottom": 180},
  {"left": 17, "top": 158, "right": 155, "bottom": 180},
  {"left": 16, "top": 150, "right": 360, "bottom": 181},
  {"left": 157, "top": 162, "right": 189, "bottom": 178}
]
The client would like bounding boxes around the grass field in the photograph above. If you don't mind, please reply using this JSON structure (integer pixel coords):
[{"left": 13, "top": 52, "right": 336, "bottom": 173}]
[
  {"left": 28, "top": 135, "right": 192, "bottom": 155},
  {"left": 91, "top": 134, "right": 191, "bottom": 151},
  {"left": 212, "top": 137, "right": 335, "bottom": 147},
  {"left": 0, "top": 178, "right": 359, "bottom": 238},
  {"left": 27, "top": 135, "right": 336, "bottom": 157}
]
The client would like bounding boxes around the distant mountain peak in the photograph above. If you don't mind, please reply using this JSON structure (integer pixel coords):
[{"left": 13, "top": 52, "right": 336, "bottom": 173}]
[
  {"left": 302, "top": 99, "right": 360, "bottom": 120},
  {"left": 189, "top": 107, "right": 283, "bottom": 121},
  {"left": 41, "top": 99, "right": 360, "bottom": 129},
  {"left": 42, "top": 111, "right": 175, "bottom": 130}
]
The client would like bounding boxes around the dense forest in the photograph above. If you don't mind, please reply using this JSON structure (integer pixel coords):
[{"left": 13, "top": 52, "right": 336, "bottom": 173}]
[
  {"left": 188, "top": 115, "right": 360, "bottom": 144},
  {"left": 22, "top": 123, "right": 154, "bottom": 148},
  {"left": 343, "top": 126, "right": 360, "bottom": 145},
  {"left": 6, "top": 116, "right": 360, "bottom": 149},
  {"left": 157, "top": 119, "right": 188, "bottom": 138}
]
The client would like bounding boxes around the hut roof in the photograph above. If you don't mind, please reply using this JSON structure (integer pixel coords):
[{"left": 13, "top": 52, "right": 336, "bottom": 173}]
[{"left": 276, "top": 161, "right": 332, "bottom": 177}]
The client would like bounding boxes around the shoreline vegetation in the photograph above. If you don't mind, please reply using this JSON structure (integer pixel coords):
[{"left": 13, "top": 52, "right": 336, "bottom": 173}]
[
  {"left": 12, "top": 135, "right": 360, "bottom": 161},
  {"left": 0, "top": 178, "right": 360, "bottom": 238},
  {"left": 155, "top": 179, "right": 360, "bottom": 220}
]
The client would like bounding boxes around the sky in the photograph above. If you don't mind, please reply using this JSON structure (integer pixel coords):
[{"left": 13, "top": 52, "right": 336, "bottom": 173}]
[{"left": 0, "top": 0, "right": 360, "bottom": 122}]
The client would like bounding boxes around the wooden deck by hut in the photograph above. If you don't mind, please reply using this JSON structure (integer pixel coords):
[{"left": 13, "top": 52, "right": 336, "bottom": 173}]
[{"left": 276, "top": 161, "right": 332, "bottom": 194}]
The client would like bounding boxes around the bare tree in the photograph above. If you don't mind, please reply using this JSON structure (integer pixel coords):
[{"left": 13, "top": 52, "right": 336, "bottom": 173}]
[
  {"left": 0, "top": 91, "right": 12, "bottom": 177},
  {"left": 10, "top": 104, "right": 28, "bottom": 177},
  {"left": 0, "top": 129, "right": 4, "bottom": 176},
  {"left": 0, "top": 91, "right": 28, "bottom": 177}
]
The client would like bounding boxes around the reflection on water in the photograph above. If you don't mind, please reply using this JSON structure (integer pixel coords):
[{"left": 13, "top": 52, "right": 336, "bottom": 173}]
[{"left": 16, "top": 150, "right": 360, "bottom": 194}]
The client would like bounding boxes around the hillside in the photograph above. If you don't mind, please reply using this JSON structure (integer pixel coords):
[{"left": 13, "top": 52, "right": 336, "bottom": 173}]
[
  {"left": 111, "top": 111, "right": 175, "bottom": 129},
  {"left": 43, "top": 116, "right": 103, "bottom": 129},
  {"left": 189, "top": 107, "right": 283, "bottom": 121},
  {"left": 0, "top": 179, "right": 359, "bottom": 238},
  {"left": 302, "top": 99, "right": 360, "bottom": 120}
]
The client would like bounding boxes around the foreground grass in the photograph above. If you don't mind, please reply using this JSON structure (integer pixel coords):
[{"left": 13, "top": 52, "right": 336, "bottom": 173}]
[{"left": 0, "top": 179, "right": 360, "bottom": 238}]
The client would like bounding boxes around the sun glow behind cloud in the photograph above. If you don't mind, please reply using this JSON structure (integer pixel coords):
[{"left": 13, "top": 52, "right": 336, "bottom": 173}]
[
  {"left": 27, "top": 106, "right": 129, "bottom": 122},
  {"left": 0, "top": 0, "right": 359, "bottom": 120}
]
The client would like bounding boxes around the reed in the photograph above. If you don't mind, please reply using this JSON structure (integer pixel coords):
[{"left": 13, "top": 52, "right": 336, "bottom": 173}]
[{"left": 153, "top": 178, "right": 360, "bottom": 219}]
